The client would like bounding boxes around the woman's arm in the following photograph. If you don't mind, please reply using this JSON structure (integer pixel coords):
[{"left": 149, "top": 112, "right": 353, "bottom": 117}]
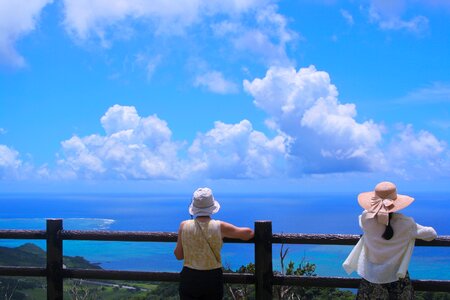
[
  {"left": 221, "top": 221, "right": 254, "bottom": 241},
  {"left": 415, "top": 223, "right": 437, "bottom": 241},
  {"left": 174, "top": 222, "right": 185, "bottom": 260}
]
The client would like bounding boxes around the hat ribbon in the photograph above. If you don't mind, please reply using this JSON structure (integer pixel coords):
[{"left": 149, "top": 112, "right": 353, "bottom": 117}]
[{"left": 367, "top": 194, "right": 395, "bottom": 225}]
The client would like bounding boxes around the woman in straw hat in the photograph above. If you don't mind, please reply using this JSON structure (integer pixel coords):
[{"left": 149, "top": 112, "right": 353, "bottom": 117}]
[
  {"left": 174, "top": 187, "right": 254, "bottom": 300},
  {"left": 343, "top": 181, "right": 437, "bottom": 299}
]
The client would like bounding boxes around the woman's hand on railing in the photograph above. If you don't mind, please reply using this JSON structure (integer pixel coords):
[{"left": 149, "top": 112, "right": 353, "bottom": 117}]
[{"left": 221, "top": 221, "right": 254, "bottom": 241}]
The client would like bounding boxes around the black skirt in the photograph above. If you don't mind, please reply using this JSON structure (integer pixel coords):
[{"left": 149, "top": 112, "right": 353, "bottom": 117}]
[{"left": 179, "top": 266, "right": 224, "bottom": 300}]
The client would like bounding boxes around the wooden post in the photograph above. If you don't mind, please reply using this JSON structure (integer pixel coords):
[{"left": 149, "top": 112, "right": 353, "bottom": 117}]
[
  {"left": 47, "top": 219, "right": 63, "bottom": 300},
  {"left": 254, "top": 221, "right": 273, "bottom": 300}
]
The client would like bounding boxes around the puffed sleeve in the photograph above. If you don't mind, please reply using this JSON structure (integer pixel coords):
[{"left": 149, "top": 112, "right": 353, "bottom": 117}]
[{"left": 414, "top": 223, "right": 437, "bottom": 241}]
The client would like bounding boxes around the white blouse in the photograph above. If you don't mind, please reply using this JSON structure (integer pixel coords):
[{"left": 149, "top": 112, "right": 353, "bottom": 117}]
[{"left": 343, "top": 211, "right": 437, "bottom": 284}]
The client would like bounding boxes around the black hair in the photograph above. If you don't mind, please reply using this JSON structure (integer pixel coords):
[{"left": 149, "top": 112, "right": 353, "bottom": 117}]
[{"left": 382, "top": 213, "right": 394, "bottom": 240}]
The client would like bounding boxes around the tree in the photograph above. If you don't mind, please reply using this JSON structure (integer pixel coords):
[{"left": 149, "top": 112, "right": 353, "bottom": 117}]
[
  {"left": 0, "top": 278, "right": 25, "bottom": 300},
  {"left": 273, "top": 244, "right": 354, "bottom": 300},
  {"left": 67, "top": 279, "right": 99, "bottom": 300},
  {"left": 224, "top": 263, "right": 255, "bottom": 300},
  {"left": 415, "top": 291, "right": 450, "bottom": 300}
]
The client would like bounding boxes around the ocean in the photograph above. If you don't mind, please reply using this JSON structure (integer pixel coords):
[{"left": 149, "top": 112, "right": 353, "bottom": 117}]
[{"left": 0, "top": 192, "right": 449, "bottom": 280}]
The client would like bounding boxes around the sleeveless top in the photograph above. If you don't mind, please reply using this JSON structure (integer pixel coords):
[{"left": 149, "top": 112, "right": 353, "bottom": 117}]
[{"left": 181, "top": 219, "right": 223, "bottom": 270}]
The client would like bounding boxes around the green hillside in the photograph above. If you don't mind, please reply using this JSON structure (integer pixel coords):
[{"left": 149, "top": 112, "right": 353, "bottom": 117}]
[{"left": 0, "top": 243, "right": 101, "bottom": 269}]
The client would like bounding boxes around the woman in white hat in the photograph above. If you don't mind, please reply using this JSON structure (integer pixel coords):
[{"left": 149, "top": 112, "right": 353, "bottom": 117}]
[
  {"left": 174, "top": 187, "right": 254, "bottom": 300},
  {"left": 343, "top": 181, "right": 437, "bottom": 299}
]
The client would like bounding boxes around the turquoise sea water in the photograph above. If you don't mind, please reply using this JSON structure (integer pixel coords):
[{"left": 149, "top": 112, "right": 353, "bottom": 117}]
[{"left": 0, "top": 193, "right": 449, "bottom": 280}]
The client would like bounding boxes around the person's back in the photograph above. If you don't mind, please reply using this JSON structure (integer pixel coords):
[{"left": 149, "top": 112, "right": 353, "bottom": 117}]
[
  {"left": 362, "top": 213, "right": 414, "bottom": 265},
  {"left": 174, "top": 187, "right": 254, "bottom": 300},
  {"left": 182, "top": 219, "right": 222, "bottom": 270},
  {"left": 357, "top": 212, "right": 435, "bottom": 284},
  {"left": 343, "top": 181, "right": 437, "bottom": 299}
]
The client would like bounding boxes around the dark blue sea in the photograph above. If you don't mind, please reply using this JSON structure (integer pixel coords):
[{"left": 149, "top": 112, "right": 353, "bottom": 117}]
[{"left": 0, "top": 192, "right": 449, "bottom": 280}]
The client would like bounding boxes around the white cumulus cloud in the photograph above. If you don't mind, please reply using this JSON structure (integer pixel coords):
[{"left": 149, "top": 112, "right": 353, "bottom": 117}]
[
  {"left": 224, "top": 5, "right": 298, "bottom": 66},
  {"left": 194, "top": 71, "right": 238, "bottom": 94},
  {"left": 188, "top": 120, "right": 287, "bottom": 178},
  {"left": 368, "top": 0, "right": 429, "bottom": 34},
  {"left": 387, "top": 124, "right": 449, "bottom": 177},
  {"left": 244, "top": 65, "right": 384, "bottom": 174},
  {"left": 57, "top": 105, "right": 182, "bottom": 180},
  {"left": 59, "top": 0, "right": 299, "bottom": 85},
  {"left": 0, "top": 145, "right": 23, "bottom": 179},
  {"left": 62, "top": 0, "right": 296, "bottom": 67},
  {"left": 62, "top": 0, "right": 270, "bottom": 41},
  {"left": 57, "top": 105, "right": 289, "bottom": 180},
  {"left": 0, "top": 144, "right": 37, "bottom": 179},
  {"left": 0, "top": 0, "right": 53, "bottom": 67},
  {"left": 100, "top": 104, "right": 140, "bottom": 135}
]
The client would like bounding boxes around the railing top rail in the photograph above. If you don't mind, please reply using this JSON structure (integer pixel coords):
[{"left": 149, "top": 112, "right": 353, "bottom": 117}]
[
  {"left": 0, "top": 229, "right": 46, "bottom": 239},
  {"left": 61, "top": 230, "right": 179, "bottom": 242},
  {"left": 272, "top": 233, "right": 450, "bottom": 247},
  {"left": 1, "top": 229, "right": 449, "bottom": 246},
  {"left": 59, "top": 230, "right": 254, "bottom": 243}
]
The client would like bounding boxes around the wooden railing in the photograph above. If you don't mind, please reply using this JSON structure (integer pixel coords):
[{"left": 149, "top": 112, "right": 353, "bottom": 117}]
[{"left": 1, "top": 219, "right": 449, "bottom": 299}]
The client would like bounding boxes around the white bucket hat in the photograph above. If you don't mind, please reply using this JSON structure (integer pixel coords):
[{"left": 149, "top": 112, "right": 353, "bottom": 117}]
[{"left": 189, "top": 187, "right": 220, "bottom": 217}]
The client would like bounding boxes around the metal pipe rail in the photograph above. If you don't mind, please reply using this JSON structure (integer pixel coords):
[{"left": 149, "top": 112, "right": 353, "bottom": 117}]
[{"left": 1, "top": 219, "right": 449, "bottom": 300}]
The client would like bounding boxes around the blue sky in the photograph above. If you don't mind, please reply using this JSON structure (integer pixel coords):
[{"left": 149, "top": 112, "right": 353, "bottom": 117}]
[{"left": 1, "top": 0, "right": 450, "bottom": 193}]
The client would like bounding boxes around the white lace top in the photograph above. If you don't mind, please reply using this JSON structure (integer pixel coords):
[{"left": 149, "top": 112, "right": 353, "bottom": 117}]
[
  {"left": 343, "top": 211, "right": 437, "bottom": 284},
  {"left": 181, "top": 219, "right": 223, "bottom": 270}
]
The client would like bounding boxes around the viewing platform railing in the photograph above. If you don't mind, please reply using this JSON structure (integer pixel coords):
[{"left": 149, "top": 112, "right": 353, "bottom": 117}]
[{"left": 0, "top": 219, "right": 449, "bottom": 299}]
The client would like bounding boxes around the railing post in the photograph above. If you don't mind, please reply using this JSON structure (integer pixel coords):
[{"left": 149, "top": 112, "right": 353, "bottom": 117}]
[
  {"left": 254, "top": 221, "right": 273, "bottom": 300},
  {"left": 47, "top": 219, "right": 63, "bottom": 300}
]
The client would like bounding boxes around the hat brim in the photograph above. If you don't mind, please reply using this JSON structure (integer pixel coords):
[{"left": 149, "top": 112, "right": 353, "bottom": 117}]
[
  {"left": 189, "top": 200, "right": 220, "bottom": 216},
  {"left": 358, "top": 191, "right": 414, "bottom": 212}
]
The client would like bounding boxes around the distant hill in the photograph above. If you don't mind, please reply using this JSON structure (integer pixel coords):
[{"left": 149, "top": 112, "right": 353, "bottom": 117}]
[{"left": 0, "top": 243, "right": 102, "bottom": 269}]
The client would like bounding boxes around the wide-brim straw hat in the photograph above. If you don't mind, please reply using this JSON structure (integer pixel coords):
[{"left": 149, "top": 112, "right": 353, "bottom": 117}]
[
  {"left": 358, "top": 181, "right": 414, "bottom": 213},
  {"left": 189, "top": 187, "right": 220, "bottom": 216}
]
